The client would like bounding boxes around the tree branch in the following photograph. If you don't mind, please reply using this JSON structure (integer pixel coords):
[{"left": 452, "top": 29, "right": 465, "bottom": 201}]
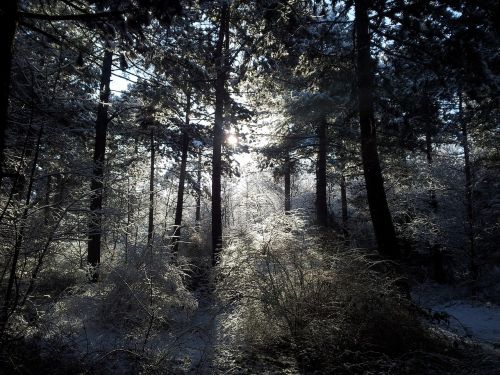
[{"left": 19, "top": 10, "right": 125, "bottom": 22}]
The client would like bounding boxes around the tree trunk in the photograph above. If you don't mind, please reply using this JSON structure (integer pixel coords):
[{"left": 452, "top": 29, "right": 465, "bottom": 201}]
[
  {"left": 284, "top": 154, "right": 291, "bottom": 213},
  {"left": 125, "top": 176, "right": 131, "bottom": 263},
  {"left": 55, "top": 174, "right": 65, "bottom": 207},
  {"left": 211, "top": 1, "right": 229, "bottom": 266},
  {"left": 355, "top": 0, "right": 399, "bottom": 258},
  {"left": 316, "top": 119, "right": 328, "bottom": 227},
  {"left": 173, "top": 90, "right": 191, "bottom": 256},
  {"left": 147, "top": 129, "right": 155, "bottom": 248},
  {"left": 195, "top": 149, "right": 202, "bottom": 222},
  {"left": 340, "top": 171, "right": 348, "bottom": 234},
  {"left": 459, "top": 91, "right": 477, "bottom": 279},
  {"left": 0, "top": 0, "right": 18, "bottom": 184},
  {"left": 87, "top": 47, "right": 112, "bottom": 281}
]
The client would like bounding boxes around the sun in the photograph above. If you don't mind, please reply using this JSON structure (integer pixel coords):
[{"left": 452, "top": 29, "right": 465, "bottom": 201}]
[{"left": 226, "top": 133, "right": 238, "bottom": 147}]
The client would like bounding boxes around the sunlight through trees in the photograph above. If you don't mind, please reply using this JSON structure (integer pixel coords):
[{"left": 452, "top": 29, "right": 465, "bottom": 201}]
[{"left": 0, "top": 0, "right": 499, "bottom": 373}]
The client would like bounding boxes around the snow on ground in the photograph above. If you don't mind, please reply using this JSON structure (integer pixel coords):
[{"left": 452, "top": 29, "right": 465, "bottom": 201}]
[
  {"left": 434, "top": 300, "right": 500, "bottom": 344},
  {"left": 32, "top": 278, "right": 222, "bottom": 373},
  {"left": 413, "top": 283, "right": 500, "bottom": 345},
  {"left": 159, "top": 288, "right": 219, "bottom": 373}
]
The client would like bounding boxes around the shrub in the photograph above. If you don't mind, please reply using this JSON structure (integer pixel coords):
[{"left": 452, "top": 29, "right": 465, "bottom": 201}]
[
  {"left": 216, "top": 213, "right": 436, "bottom": 370},
  {"left": 99, "top": 250, "right": 198, "bottom": 329}
]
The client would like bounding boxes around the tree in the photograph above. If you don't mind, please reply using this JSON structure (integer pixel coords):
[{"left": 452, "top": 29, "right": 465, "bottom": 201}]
[
  {"left": 211, "top": 1, "right": 230, "bottom": 265},
  {"left": 316, "top": 117, "right": 328, "bottom": 227},
  {"left": 459, "top": 90, "right": 477, "bottom": 279},
  {"left": 87, "top": 44, "right": 113, "bottom": 281},
  {"left": 0, "top": 0, "right": 19, "bottom": 183},
  {"left": 172, "top": 88, "right": 191, "bottom": 256},
  {"left": 354, "top": 0, "right": 399, "bottom": 258},
  {"left": 147, "top": 127, "right": 156, "bottom": 248}
]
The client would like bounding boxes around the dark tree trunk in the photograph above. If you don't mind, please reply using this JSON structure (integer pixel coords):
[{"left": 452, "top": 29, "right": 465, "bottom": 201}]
[
  {"left": 0, "top": 0, "right": 18, "bottom": 184},
  {"left": 211, "top": 1, "right": 229, "bottom": 266},
  {"left": 87, "top": 48, "right": 112, "bottom": 281},
  {"left": 173, "top": 91, "right": 191, "bottom": 256},
  {"left": 147, "top": 129, "right": 155, "bottom": 248},
  {"left": 459, "top": 91, "right": 477, "bottom": 279},
  {"left": 316, "top": 119, "right": 328, "bottom": 227},
  {"left": 340, "top": 171, "right": 348, "bottom": 234},
  {"left": 125, "top": 176, "right": 131, "bottom": 263},
  {"left": 195, "top": 150, "right": 202, "bottom": 223},
  {"left": 284, "top": 154, "right": 291, "bottom": 213},
  {"left": 355, "top": 0, "right": 399, "bottom": 258}
]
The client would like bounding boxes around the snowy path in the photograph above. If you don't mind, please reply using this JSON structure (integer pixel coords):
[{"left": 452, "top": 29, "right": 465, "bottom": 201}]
[{"left": 167, "top": 287, "right": 221, "bottom": 374}]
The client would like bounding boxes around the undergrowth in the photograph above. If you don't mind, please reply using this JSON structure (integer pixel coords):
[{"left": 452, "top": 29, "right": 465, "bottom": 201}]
[
  {"left": 0, "top": 246, "right": 198, "bottom": 374},
  {"left": 214, "top": 212, "right": 497, "bottom": 373}
]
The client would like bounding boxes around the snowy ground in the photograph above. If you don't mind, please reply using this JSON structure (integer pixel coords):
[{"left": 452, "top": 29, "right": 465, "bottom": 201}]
[
  {"left": 413, "top": 283, "right": 500, "bottom": 346},
  {"left": 31, "top": 276, "right": 221, "bottom": 374},
  {"left": 164, "top": 288, "right": 219, "bottom": 373},
  {"left": 434, "top": 300, "right": 500, "bottom": 344},
  {"left": 29, "top": 279, "right": 500, "bottom": 373}
]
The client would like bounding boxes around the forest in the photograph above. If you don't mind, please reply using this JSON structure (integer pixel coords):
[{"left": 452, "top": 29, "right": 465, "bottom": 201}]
[{"left": 0, "top": 0, "right": 499, "bottom": 374}]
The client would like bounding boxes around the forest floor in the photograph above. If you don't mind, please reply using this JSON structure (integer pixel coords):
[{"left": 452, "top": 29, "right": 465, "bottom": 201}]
[
  {"left": 412, "top": 282, "right": 500, "bottom": 349},
  {"left": 168, "top": 280, "right": 500, "bottom": 374},
  {"left": 3, "top": 273, "right": 500, "bottom": 374},
  {"left": 167, "top": 283, "right": 219, "bottom": 373},
  {"left": 168, "top": 280, "right": 301, "bottom": 373}
]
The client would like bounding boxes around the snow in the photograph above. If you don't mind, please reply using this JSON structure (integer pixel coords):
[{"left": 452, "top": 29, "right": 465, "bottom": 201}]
[
  {"left": 434, "top": 300, "right": 500, "bottom": 344},
  {"left": 413, "top": 283, "right": 500, "bottom": 345},
  {"left": 152, "top": 288, "right": 219, "bottom": 373},
  {"left": 33, "top": 266, "right": 217, "bottom": 373}
]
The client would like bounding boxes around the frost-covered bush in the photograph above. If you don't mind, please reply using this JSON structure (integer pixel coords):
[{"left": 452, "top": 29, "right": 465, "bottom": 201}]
[
  {"left": 28, "top": 247, "right": 198, "bottom": 374},
  {"left": 99, "top": 250, "right": 198, "bottom": 329},
  {"left": 217, "top": 213, "right": 435, "bottom": 370}
]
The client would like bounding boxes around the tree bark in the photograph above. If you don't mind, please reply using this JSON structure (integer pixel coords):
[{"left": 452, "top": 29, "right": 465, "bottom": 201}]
[
  {"left": 284, "top": 154, "right": 291, "bottom": 213},
  {"left": 0, "top": 0, "right": 18, "bottom": 184},
  {"left": 173, "top": 90, "right": 191, "bottom": 256},
  {"left": 125, "top": 176, "right": 131, "bottom": 263},
  {"left": 340, "top": 171, "right": 348, "bottom": 233},
  {"left": 459, "top": 91, "right": 477, "bottom": 279},
  {"left": 316, "top": 119, "right": 328, "bottom": 227},
  {"left": 195, "top": 149, "right": 202, "bottom": 222},
  {"left": 355, "top": 0, "right": 399, "bottom": 258},
  {"left": 147, "top": 128, "right": 155, "bottom": 248},
  {"left": 211, "top": 1, "right": 229, "bottom": 266},
  {"left": 87, "top": 47, "right": 112, "bottom": 281}
]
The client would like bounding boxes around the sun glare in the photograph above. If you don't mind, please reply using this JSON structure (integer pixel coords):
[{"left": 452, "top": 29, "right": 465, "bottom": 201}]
[{"left": 226, "top": 133, "right": 238, "bottom": 147}]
